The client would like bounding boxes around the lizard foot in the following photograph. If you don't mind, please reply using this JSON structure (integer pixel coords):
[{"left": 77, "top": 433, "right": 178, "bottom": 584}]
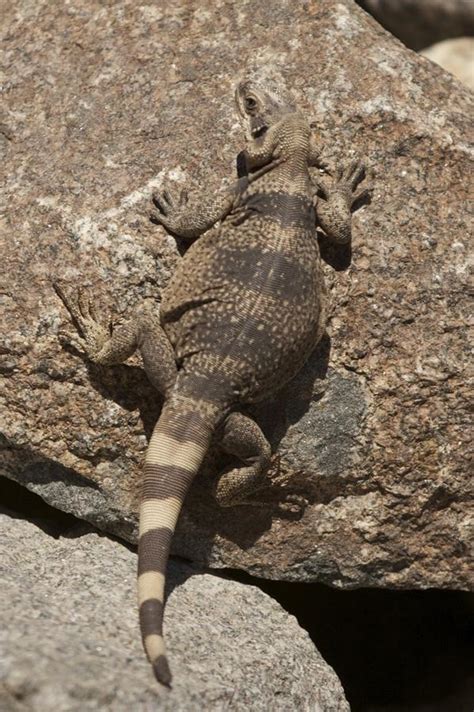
[
  {"left": 150, "top": 187, "right": 188, "bottom": 232},
  {"left": 316, "top": 159, "right": 371, "bottom": 209},
  {"left": 276, "top": 492, "right": 308, "bottom": 518},
  {"left": 268, "top": 457, "right": 309, "bottom": 517},
  {"left": 54, "top": 282, "right": 112, "bottom": 363}
]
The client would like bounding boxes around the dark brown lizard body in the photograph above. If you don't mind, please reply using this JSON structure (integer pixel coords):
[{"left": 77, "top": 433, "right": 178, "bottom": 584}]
[
  {"left": 56, "top": 78, "right": 368, "bottom": 686},
  {"left": 163, "top": 116, "right": 325, "bottom": 405}
]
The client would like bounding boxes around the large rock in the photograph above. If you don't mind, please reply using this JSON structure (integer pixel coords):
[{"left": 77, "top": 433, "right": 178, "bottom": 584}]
[
  {"left": 0, "top": 513, "right": 349, "bottom": 712},
  {"left": 1, "top": 1, "right": 472, "bottom": 591},
  {"left": 357, "top": 0, "right": 474, "bottom": 50}
]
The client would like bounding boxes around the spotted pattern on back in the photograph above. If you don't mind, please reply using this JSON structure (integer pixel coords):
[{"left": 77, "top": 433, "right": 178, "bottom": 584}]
[{"left": 161, "top": 114, "right": 326, "bottom": 407}]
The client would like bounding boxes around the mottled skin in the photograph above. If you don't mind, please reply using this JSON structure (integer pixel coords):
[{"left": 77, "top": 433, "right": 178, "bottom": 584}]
[{"left": 55, "top": 78, "right": 368, "bottom": 686}]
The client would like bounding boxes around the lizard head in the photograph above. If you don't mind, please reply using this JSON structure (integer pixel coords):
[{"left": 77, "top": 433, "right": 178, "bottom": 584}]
[{"left": 235, "top": 79, "right": 296, "bottom": 143}]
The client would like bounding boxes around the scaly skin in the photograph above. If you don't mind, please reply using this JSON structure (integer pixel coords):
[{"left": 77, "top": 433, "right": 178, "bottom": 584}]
[{"left": 55, "top": 78, "right": 369, "bottom": 686}]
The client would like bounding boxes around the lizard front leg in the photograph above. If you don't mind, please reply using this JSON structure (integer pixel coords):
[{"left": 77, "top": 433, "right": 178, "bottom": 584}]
[
  {"left": 150, "top": 126, "right": 282, "bottom": 239},
  {"left": 150, "top": 182, "right": 238, "bottom": 239},
  {"left": 314, "top": 160, "right": 371, "bottom": 244},
  {"left": 54, "top": 283, "right": 177, "bottom": 397}
]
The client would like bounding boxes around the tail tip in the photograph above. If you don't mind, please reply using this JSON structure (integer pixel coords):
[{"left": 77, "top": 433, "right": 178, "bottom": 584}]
[{"left": 153, "top": 655, "right": 172, "bottom": 687}]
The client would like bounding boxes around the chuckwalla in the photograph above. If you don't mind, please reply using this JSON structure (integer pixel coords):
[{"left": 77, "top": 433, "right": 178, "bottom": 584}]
[{"left": 56, "top": 77, "right": 369, "bottom": 685}]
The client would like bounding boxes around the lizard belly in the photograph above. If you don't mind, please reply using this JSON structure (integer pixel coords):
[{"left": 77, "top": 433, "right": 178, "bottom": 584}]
[{"left": 161, "top": 219, "right": 325, "bottom": 402}]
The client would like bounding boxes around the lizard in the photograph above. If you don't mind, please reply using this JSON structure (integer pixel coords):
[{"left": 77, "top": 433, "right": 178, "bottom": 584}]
[{"left": 55, "top": 77, "right": 369, "bottom": 687}]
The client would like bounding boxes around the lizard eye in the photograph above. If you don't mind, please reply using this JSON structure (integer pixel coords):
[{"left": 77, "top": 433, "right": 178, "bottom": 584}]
[{"left": 245, "top": 96, "right": 257, "bottom": 111}]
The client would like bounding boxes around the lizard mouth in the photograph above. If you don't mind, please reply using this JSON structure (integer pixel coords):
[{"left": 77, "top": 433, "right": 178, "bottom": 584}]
[{"left": 251, "top": 124, "right": 268, "bottom": 139}]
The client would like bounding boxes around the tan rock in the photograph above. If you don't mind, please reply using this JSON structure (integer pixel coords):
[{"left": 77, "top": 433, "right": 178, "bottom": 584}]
[
  {"left": 422, "top": 37, "right": 474, "bottom": 90},
  {"left": 1, "top": 0, "right": 473, "bottom": 591}
]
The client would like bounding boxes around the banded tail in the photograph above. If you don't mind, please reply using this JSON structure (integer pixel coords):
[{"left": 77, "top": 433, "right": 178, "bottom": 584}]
[{"left": 137, "top": 396, "right": 217, "bottom": 686}]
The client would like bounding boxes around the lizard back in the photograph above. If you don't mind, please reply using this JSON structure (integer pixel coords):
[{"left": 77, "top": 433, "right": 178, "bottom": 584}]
[{"left": 161, "top": 112, "right": 327, "bottom": 406}]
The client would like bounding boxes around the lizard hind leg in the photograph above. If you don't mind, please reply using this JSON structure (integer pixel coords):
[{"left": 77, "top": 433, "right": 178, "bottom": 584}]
[
  {"left": 215, "top": 412, "right": 308, "bottom": 514},
  {"left": 214, "top": 412, "right": 273, "bottom": 507}
]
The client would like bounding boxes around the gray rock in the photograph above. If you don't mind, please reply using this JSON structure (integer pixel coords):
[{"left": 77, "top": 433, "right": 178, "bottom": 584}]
[
  {"left": 1, "top": 0, "right": 473, "bottom": 591},
  {"left": 0, "top": 513, "right": 349, "bottom": 712}
]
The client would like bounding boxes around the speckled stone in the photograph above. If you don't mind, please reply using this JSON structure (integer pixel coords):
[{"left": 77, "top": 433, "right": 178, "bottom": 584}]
[
  {"left": 0, "top": 513, "right": 349, "bottom": 712},
  {"left": 1, "top": 0, "right": 473, "bottom": 591}
]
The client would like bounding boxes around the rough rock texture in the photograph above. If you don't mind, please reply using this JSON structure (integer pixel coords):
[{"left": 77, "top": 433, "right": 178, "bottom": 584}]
[
  {"left": 1, "top": 1, "right": 473, "bottom": 590},
  {"left": 357, "top": 0, "right": 474, "bottom": 50},
  {"left": 422, "top": 38, "right": 474, "bottom": 91},
  {"left": 0, "top": 512, "right": 349, "bottom": 712}
]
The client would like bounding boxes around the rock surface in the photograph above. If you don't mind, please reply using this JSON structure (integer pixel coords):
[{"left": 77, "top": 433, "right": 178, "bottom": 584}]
[
  {"left": 422, "top": 37, "right": 474, "bottom": 90},
  {"left": 357, "top": 0, "right": 474, "bottom": 50},
  {"left": 0, "top": 512, "right": 349, "bottom": 712},
  {"left": 1, "top": 0, "right": 473, "bottom": 591}
]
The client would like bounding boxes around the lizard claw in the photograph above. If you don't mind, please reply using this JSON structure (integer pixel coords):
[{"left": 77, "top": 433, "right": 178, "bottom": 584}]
[
  {"left": 277, "top": 493, "right": 308, "bottom": 516},
  {"left": 345, "top": 159, "right": 366, "bottom": 190},
  {"left": 151, "top": 191, "right": 171, "bottom": 227},
  {"left": 58, "top": 329, "right": 87, "bottom": 354},
  {"left": 151, "top": 187, "right": 187, "bottom": 229},
  {"left": 348, "top": 161, "right": 373, "bottom": 208},
  {"left": 54, "top": 283, "right": 110, "bottom": 363},
  {"left": 316, "top": 158, "right": 371, "bottom": 210},
  {"left": 267, "top": 459, "right": 308, "bottom": 516},
  {"left": 152, "top": 190, "right": 172, "bottom": 215},
  {"left": 352, "top": 185, "right": 372, "bottom": 207}
]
